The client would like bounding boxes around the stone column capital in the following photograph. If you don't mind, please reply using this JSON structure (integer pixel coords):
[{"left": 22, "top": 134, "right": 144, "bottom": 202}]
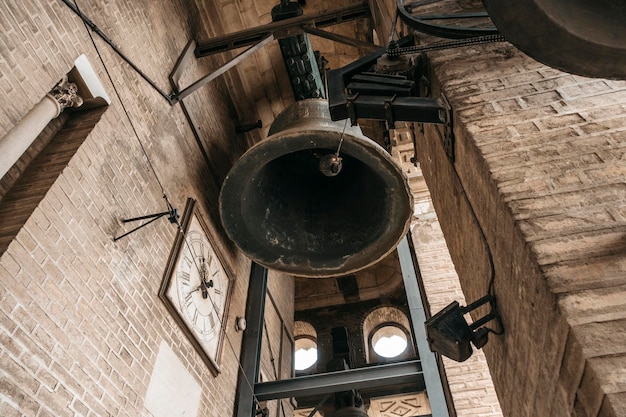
[{"left": 49, "top": 75, "right": 83, "bottom": 112}]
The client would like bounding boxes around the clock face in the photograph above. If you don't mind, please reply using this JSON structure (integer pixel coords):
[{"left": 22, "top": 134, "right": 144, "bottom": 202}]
[
  {"left": 176, "top": 229, "right": 226, "bottom": 343},
  {"left": 159, "top": 198, "right": 232, "bottom": 376}
]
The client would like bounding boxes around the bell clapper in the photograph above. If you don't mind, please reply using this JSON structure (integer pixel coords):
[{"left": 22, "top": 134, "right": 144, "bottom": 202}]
[
  {"left": 319, "top": 119, "right": 348, "bottom": 177},
  {"left": 319, "top": 153, "right": 343, "bottom": 176}
]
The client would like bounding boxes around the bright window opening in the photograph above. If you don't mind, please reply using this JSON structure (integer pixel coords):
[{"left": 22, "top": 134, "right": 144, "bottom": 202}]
[
  {"left": 294, "top": 337, "right": 317, "bottom": 371},
  {"left": 372, "top": 325, "right": 408, "bottom": 358}
]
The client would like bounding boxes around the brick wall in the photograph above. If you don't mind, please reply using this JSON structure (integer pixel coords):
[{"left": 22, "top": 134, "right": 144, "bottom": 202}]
[
  {"left": 0, "top": 1, "right": 292, "bottom": 416},
  {"left": 414, "top": 35, "right": 626, "bottom": 417}
]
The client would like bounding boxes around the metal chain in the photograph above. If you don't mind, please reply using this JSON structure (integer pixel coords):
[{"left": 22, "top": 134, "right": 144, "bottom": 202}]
[{"left": 386, "top": 33, "right": 507, "bottom": 57}]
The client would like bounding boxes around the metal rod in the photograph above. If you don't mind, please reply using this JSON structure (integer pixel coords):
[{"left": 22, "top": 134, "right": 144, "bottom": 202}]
[
  {"left": 469, "top": 312, "right": 497, "bottom": 331},
  {"left": 120, "top": 210, "right": 171, "bottom": 223},
  {"left": 254, "top": 359, "right": 423, "bottom": 400},
  {"left": 61, "top": 0, "right": 173, "bottom": 103},
  {"left": 461, "top": 294, "right": 493, "bottom": 313},
  {"left": 113, "top": 212, "right": 166, "bottom": 241},
  {"left": 307, "top": 394, "right": 331, "bottom": 417},
  {"left": 303, "top": 26, "right": 378, "bottom": 52},
  {"left": 416, "top": 12, "right": 491, "bottom": 20},
  {"left": 172, "top": 35, "right": 274, "bottom": 102}
]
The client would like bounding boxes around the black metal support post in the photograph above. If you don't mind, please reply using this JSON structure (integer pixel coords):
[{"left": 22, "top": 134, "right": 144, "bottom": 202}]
[
  {"left": 398, "top": 236, "right": 452, "bottom": 417},
  {"left": 235, "top": 262, "right": 269, "bottom": 417}
]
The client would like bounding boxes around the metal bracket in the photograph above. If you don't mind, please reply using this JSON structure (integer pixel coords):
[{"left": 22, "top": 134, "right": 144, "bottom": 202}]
[
  {"left": 168, "top": 36, "right": 274, "bottom": 103},
  {"left": 327, "top": 35, "right": 449, "bottom": 131},
  {"left": 461, "top": 294, "right": 503, "bottom": 333},
  {"left": 346, "top": 93, "right": 359, "bottom": 126},
  {"left": 440, "top": 93, "right": 454, "bottom": 163},
  {"left": 383, "top": 95, "right": 397, "bottom": 128},
  {"left": 113, "top": 206, "right": 179, "bottom": 242}
]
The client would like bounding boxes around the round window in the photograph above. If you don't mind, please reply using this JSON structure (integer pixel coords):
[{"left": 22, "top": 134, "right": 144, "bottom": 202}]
[
  {"left": 371, "top": 325, "right": 408, "bottom": 358},
  {"left": 294, "top": 337, "right": 318, "bottom": 370}
]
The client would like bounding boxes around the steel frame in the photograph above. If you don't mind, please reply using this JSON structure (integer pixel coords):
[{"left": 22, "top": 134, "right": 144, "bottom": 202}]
[
  {"left": 235, "top": 235, "right": 453, "bottom": 417},
  {"left": 167, "top": 3, "right": 374, "bottom": 104}
]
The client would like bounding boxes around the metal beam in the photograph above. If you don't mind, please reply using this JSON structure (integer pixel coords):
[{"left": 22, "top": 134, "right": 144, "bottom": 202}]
[
  {"left": 171, "top": 35, "right": 274, "bottom": 102},
  {"left": 325, "top": 36, "right": 415, "bottom": 121},
  {"left": 254, "top": 359, "right": 424, "bottom": 401},
  {"left": 195, "top": 3, "right": 370, "bottom": 57},
  {"left": 303, "top": 26, "right": 378, "bottom": 52},
  {"left": 235, "top": 263, "right": 269, "bottom": 417},
  {"left": 398, "top": 237, "right": 451, "bottom": 417},
  {"left": 343, "top": 95, "right": 447, "bottom": 127}
]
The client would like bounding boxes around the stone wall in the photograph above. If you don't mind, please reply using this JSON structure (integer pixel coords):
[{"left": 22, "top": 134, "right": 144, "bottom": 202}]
[
  {"left": 0, "top": 1, "right": 292, "bottom": 416},
  {"left": 415, "top": 33, "right": 626, "bottom": 417}
]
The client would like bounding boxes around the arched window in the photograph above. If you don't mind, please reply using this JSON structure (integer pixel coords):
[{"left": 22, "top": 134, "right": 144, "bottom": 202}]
[
  {"left": 294, "top": 321, "right": 318, "bottom": 372},
  {"left": 371, "top": 324, "right": 408, "bottom": 358},
  {"left": 294, "top": 336, "right": 318, "bottom": 371},
  {"left": 363, "top": 307, "right": 414, "bottom": 363}
]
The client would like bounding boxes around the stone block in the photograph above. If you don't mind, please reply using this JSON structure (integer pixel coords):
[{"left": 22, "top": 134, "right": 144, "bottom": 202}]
[{"left": 599, "top": 392, "right": 626, "bottom": 417}]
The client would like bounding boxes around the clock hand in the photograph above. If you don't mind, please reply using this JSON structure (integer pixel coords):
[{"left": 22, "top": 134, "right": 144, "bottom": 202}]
[
  {"left": 197, "top": 255, "right": 214, "bottom": 299},
  {"left": 195, "top": 255, "right": 209, "bottom": 299},
  {"left": 201, "top": 277, "right": 214, "bottom": 299},
  {"left": 189, "top": 284, "right": 204, "bottom": 294},
  {"left": 188, "top": 280, "right": 212, "bottom": 297}
]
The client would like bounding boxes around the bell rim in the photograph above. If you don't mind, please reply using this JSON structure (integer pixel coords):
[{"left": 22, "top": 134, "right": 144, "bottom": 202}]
[{"left": 483, "top": 0, "right": 626, "bottom": 79}]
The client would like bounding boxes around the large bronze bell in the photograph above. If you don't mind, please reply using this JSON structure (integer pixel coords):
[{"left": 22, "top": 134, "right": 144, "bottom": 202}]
[
  {"left": 219, "top": 99, "right": 413, "bottom": 278},
  {"left": 483, "top": 0, "right": 626, "bottom": 79}
]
